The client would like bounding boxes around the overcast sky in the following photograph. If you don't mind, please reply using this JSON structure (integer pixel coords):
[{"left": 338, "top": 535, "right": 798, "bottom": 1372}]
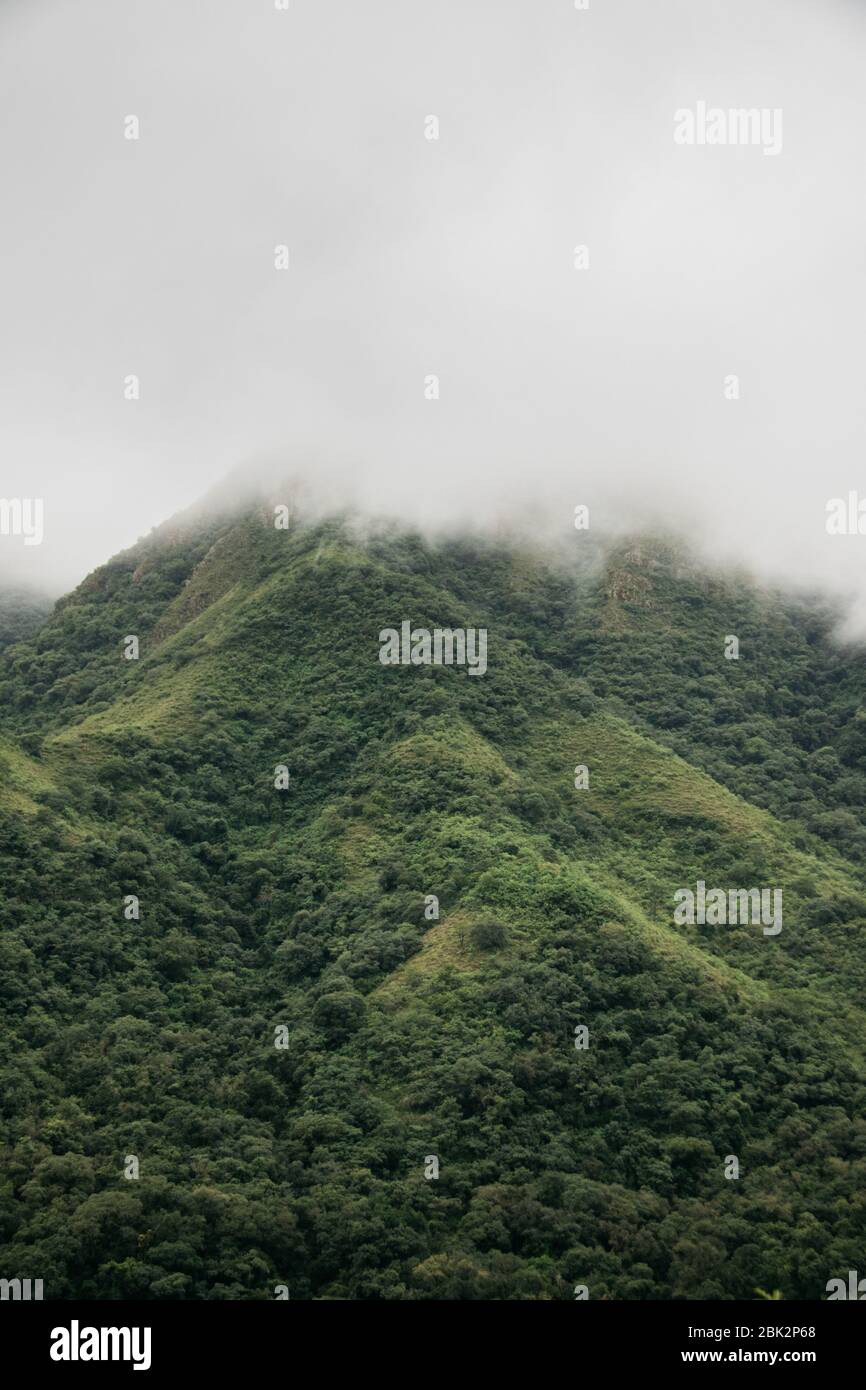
[{"left": 2, "top": 0, "right": 866, "bottom": 629}]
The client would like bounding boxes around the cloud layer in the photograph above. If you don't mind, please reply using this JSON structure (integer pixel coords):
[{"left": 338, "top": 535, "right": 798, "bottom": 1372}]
[{"left": 1, "top": 0, "right": 865, "bottom": 629}]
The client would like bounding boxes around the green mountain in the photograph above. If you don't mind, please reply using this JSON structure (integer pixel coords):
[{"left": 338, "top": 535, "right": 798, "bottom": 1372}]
[
  {"left": 0, "top": 582, "right": 53, "bottom": 655},
  {"left": 1, "top": 497, "right": 865, "bottom": 1300}
]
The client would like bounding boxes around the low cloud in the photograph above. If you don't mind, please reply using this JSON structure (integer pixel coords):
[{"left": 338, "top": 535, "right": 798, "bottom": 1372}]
[{"left": 1, "top": 0, "right": 864, "bottom": 634}]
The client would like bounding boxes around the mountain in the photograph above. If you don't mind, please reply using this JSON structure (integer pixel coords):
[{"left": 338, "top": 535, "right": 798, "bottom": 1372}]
[
  {"left": 0, "top": 581, "right": 53, "bottom": 654},
  {"left": 1, "top": 497, "right": 865, "bottom": 1300}
]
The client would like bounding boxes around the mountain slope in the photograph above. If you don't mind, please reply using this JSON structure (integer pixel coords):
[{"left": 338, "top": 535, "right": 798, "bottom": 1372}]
[
  {"left": 0, "top": 504, "right": 864, "bottom": 1300},
  {"left": 0, "top": 581, "right": 53, "bottom": 654}
]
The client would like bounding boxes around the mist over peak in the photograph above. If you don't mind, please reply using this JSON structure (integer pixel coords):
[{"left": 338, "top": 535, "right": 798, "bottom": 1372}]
[{"left": 1, "top": 0, "right": 864, "bottom": 633}]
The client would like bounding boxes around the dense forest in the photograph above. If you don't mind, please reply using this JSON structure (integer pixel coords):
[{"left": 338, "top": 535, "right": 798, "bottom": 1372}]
[
  {"left": 0, "top": 499, "right": 864, "bottom": 1299},
  {"left": 0, "top": 583, "right": 53, "bottom": 655}
]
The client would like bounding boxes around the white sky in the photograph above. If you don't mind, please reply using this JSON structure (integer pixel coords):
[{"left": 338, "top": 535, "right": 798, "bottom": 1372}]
[{"left": 2, "top": 0, "right": 866, "bottom": 630}]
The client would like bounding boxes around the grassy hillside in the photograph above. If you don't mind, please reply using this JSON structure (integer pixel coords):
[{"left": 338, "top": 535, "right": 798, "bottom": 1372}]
[{"left": 0, "top": 505, "right": 864, "bottom": 1299}]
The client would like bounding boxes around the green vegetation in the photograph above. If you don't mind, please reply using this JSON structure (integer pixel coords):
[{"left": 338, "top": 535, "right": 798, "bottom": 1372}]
[
  {"left": 0, "top": 583, "right": 52, "bottom": 654},
  {"left": 0, "top": 511, "right": 864, "bottom": 1299}
]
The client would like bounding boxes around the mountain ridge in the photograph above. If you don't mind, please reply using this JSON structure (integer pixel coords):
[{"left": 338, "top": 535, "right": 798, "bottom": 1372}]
[{"left": 1, "top": 498, "right": 864, "bottom": 1299}]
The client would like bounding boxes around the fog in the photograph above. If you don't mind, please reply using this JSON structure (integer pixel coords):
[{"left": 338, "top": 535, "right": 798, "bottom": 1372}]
[{"left": 1, "top": 0, "right": 865, "bottom": 632}]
